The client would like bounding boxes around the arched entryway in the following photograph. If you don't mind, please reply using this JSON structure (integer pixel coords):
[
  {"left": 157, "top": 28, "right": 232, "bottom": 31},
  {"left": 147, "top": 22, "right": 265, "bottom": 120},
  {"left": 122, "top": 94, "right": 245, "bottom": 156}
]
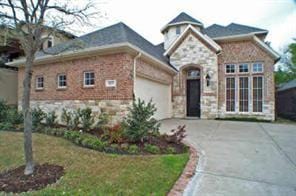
[{"left": 186, "top": 69, "right": 201, "bottom": 117}]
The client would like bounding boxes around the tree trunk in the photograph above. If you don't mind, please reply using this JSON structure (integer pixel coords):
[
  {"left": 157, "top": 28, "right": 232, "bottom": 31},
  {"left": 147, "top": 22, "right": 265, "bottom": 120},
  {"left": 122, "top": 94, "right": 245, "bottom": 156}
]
[{"left": 23, "top": 54, "right": 34, "bottom": 175}]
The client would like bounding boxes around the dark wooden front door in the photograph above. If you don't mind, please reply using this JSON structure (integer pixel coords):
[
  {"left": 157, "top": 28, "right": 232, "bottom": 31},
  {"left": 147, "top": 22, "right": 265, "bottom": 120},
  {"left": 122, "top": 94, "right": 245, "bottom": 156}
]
[{"left": 186, "top": 79, "right": 200, "bottom": 117}]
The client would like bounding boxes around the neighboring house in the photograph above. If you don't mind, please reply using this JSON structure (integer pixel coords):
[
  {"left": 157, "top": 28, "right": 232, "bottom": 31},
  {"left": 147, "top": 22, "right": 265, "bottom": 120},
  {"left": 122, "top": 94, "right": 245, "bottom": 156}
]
[
  {"left": 10, "top": 12, "right": 280, "bottom": 122},
  {"left": 0, "top": 65, "right": 18, "bottom": 105},
  {"left": 0, "top": 25, "right": 76, "bottom": 64},
  {"left": 276, "top": 79, "right": 296, "bottom": 120}
]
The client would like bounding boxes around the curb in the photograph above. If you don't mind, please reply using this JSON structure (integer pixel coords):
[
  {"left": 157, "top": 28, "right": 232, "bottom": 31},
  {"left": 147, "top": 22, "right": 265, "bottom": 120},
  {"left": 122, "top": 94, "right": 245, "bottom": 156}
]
[{"left": 167, "top": 143, "right": 198, "bottom": 196}]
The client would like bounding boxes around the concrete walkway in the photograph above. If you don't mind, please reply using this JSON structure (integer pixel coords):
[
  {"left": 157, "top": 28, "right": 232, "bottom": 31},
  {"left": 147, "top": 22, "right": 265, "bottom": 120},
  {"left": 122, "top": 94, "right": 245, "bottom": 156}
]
[{"left": 160, "top": 119, "right": 296, "bottom": 196}]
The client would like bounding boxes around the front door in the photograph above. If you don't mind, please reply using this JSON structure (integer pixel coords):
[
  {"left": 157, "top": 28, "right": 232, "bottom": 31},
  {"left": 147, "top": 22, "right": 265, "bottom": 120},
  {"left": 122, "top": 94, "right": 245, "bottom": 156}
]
[{"left": 186, "top": 79, "right": 200, "bottom": 117}]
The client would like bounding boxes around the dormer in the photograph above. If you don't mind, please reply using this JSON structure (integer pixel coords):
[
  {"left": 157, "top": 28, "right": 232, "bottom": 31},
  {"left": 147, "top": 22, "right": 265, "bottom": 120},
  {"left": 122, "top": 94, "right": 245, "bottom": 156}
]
[{"left": 161, "top": 12, "right": 203, "bottom": 50}]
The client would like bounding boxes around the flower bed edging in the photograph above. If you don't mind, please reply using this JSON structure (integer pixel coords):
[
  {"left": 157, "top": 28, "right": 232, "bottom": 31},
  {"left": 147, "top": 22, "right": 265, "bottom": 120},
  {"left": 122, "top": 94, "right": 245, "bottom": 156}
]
[{"left": 167, "top": 143, "right": 198, "bottom": 196}]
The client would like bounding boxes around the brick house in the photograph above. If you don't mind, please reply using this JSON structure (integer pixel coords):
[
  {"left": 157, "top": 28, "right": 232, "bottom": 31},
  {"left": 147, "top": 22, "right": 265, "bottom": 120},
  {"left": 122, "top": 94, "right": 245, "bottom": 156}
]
[{"left": 10, "top": 12, "right": 280, "bottom": 122}]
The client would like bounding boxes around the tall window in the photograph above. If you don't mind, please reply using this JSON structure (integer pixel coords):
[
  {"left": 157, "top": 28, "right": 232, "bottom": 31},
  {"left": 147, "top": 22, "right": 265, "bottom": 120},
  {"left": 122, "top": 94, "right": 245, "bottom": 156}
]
[
  {"left": 239, "top": 77, "right": 249, "bottom": 112},
  {"left": 47, "top": 37, "right": 53, "bottom": 48},
  {"left": 58, "top": 74, "right": 67, "bottom": 88},
  {"left": 84, "top": 71, "right": 95, "bottom": 86},
  {"left": 253, "top": 76, "right": 263, "bottom": 112},
  {"left": 226, "top": 78, "right": 235, "bottom": 112},
  {"left": 36, "top": 76, "right": 44, "bottom": 90}
]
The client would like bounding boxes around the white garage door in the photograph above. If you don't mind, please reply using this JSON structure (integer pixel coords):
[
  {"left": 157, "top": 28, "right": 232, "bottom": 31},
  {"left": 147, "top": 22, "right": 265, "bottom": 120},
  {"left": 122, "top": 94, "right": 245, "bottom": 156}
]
[{"left": 135, "top": 76, "right": 172, "bottom": 120}]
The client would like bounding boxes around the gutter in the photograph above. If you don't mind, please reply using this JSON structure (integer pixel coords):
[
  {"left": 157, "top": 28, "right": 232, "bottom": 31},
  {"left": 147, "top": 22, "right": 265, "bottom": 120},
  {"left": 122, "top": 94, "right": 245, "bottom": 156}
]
[{"left": 133, "top": 52, "right": 142, "bottom": 98}]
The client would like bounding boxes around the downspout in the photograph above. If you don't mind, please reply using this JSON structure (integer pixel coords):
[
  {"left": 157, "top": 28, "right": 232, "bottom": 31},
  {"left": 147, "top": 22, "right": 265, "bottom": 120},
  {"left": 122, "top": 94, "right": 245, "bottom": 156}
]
[
  {"left": 216, "top": 50, "right": 222, "bottom": 118},
  {"left": 133, "top": 52, "right": 142, "bottom": 99}
]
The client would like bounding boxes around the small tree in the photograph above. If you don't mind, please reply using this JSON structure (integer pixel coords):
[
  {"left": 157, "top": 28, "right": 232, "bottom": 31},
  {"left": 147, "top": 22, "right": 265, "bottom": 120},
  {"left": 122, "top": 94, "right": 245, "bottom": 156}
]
[
  {"left": 123, "top": 98, "right": 160, "bottom": 143},
  {"left": 0, "top": 0, "right": 98, "bottom": 175}
]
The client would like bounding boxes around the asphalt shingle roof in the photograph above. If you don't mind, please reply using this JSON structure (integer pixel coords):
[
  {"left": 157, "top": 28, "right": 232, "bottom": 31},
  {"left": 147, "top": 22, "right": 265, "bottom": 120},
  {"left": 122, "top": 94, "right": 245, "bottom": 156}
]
[
  {"left": 277, "top": 79, "right": 296, "bottom": 91},
  {"left": 203, "top": 23, "right": 268, "bottom": 38},
  {"left": 167, "top": 12, "right": 203, "bottom": 26},
  {"left": 37, "top": 22, "right": 173, "bottom": 69}
]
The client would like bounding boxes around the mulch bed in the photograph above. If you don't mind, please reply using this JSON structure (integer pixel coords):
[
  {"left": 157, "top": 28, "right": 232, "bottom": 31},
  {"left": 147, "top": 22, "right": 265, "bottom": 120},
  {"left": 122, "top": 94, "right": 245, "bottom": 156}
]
[{"left": 0, "top": 163, "right": 64, "bottom": 193}]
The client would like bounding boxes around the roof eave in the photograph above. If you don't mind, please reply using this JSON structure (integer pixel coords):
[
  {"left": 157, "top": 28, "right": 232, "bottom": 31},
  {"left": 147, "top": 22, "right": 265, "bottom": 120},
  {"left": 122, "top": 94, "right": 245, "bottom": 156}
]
[
  {"left": 212, "top": 31, "right": 268, "bottom": 41},
  {"left": 7, "top": 43, "right": 177, "bottom": 74}
]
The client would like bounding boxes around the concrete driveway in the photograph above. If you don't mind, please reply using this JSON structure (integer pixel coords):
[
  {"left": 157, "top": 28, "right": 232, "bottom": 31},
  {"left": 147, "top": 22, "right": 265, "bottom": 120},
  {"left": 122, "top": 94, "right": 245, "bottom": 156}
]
[{"left": 160, "top": 119, "right": 296, "bottom": 196}]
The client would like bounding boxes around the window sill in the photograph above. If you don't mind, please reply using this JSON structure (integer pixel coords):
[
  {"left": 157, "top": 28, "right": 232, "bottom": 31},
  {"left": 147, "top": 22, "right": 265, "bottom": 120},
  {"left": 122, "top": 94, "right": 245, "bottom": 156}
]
[
  {"left": 83, "top": 85, "right": 95, "bottom": 89},
  {"left": 35, "top": 88, "right": 44, "bottom": 91},
  {"left": 57, "top": 87, "right": 67, "bottom": 91}
]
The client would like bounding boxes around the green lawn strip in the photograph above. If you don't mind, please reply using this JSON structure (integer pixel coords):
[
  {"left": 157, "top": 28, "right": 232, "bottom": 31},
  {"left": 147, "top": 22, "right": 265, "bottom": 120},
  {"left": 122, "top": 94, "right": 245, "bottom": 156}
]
[{"left": 0, "top": 132, "right": 189, "bottom": 195}]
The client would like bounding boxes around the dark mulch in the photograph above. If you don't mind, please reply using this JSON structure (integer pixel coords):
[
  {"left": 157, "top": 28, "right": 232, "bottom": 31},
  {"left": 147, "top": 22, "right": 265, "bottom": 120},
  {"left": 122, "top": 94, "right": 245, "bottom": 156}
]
[{"left": 0, "top": 163, "right": 64, "bottom": 193}]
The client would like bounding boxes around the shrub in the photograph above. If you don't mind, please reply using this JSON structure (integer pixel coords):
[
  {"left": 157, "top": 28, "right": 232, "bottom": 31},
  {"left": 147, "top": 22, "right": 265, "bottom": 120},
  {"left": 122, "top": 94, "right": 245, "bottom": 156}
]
[
  {"left": 32, "top": 107, "right": 46, "bottom": 128},
  {"left": 0, "top": 99, "right": 9, "bottom": 122},
  {"left": 105, "top": 123, "right": 125, "bottom": 144},
  {"left": 128, "top": 144, "right": 139, "bottom": 154},
  {"left": 71, "top": 109, "right": 81, "bottom": 130},
  {"left": 6, "top": 108, "right": 23, "bottom": 125},
  {"left": 0, "top": 122, "right": 14, "bottom": 131},
  {"left": 144, "top": 144, "right": 160, "bottom": 154},
  {"left": 165, "top": 147, "right": 176, "bottom": 154},
  {"left": 80, "top": 108, "right": 95, "bottom": 131},
  {"left": 96, "top": 113, "right": 109, "bottom": 129},
  {"left": 61, "top": 109, "right": 73, "bottom": 129},
  {"left": 123, "top": 98, "right": 160, "bottom": 142},
  {"left": 64, "top": 130, "right": 81, "bottom": 141},
  {"left": 90, "top": 139, "right": 105, "bottom": 151},
  {"left": 45, "top": 111, "right": 57, "bottom": 127}
]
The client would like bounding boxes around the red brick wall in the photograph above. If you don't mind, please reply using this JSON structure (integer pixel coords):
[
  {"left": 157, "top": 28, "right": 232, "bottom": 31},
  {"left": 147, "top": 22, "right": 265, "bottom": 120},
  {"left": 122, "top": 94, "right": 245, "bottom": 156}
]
[
  {"left": 217, "top": 40, "right": 275, "bottom": 105},
  {"left": 136, "top": 59, "right": 173, "bottom": 84},
  {"left": 18, "top": 53, "right": 134, "bottom": 101}
]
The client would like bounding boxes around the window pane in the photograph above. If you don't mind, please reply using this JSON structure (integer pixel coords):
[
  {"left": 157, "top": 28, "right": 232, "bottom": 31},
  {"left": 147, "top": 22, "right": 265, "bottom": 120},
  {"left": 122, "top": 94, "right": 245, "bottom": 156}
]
[
  {"left": 176, "top": 26, "right": 181, "bottom": 35},
  {"left": 226, "top": 78, "right": 235, "bottom": 112},
  {"left": 58, "top": 74, "right": 67, "bottom": 87},
  {"left": 36, "top": 76, "right": 44, "bottom": 89},
  {"left": 239, "top": 64, "right": 249, "bottom": 73},
  {"left": 253, "top": 63, "right": 263, "bottom": 73},
  {"left": 253, "top": 76, "right": 263, "bottom": 112},
  {"left": 84, "top": 72, "right": 95, "bottom": 86},
  {"left": 226, "top": 64, "right": 235, "bottom": 73},
  {"left": 239, "top": 77, "right": 249, "bottom": 112}
]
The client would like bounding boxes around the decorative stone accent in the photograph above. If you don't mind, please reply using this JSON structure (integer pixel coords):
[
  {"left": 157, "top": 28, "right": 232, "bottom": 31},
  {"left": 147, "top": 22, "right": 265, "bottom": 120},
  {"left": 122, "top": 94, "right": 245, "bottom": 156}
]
[
  {"left": 170, "top": 33, "right": 218, "bottom": 118},
  {"left": 168, "top": 144, "right": 198, "bottom": 196},
  {"left": 18, "top": 100, "right": 132, "bottom": 125}
]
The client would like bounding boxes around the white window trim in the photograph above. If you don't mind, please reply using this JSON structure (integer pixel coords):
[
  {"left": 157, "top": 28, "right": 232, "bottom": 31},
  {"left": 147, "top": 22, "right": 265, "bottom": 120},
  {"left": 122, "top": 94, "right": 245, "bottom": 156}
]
[
  {"left": 238, "top": 63, "right": 249, "bottom": 73},
  {"left": 35, "top": 76, "right": 44, "bottom": 90},
  {"left": 252, "top": 62, "right": 264, "bottom": 73},
  {"left": 225, "top": 64, "right": 236, "bottom": 75},
  {"left": 83, "top": 71, "right": 95, "bottom": 87},
  {"left": 57, "top": 74, "right": 67, "bottom": 89}
]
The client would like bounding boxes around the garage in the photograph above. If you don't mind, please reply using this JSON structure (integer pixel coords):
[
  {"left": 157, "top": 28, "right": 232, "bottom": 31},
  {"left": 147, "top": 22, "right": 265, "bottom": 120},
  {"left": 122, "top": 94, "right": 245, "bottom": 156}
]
[{"left": 135, "top": 76, "right": 172, "bottom": 120}]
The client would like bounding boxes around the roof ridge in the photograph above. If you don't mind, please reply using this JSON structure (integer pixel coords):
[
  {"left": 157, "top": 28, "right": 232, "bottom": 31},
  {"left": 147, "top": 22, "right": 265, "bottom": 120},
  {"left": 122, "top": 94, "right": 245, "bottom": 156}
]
[{"left": 227, "top": 22, "right": 268, "bottom": 32}]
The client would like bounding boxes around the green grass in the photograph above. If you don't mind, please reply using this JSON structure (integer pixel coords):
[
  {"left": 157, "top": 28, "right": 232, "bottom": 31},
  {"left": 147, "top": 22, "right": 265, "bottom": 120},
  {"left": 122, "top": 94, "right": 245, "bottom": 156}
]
[{"left": 0, "top": 131, "right": 189, "bottom": 195}]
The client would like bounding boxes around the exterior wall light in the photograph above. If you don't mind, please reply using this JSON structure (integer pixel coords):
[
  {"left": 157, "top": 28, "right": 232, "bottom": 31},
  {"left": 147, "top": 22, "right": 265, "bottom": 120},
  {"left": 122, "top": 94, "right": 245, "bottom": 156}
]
[{"left": 206, "top": 74, "right": 211, "bottom": 87}]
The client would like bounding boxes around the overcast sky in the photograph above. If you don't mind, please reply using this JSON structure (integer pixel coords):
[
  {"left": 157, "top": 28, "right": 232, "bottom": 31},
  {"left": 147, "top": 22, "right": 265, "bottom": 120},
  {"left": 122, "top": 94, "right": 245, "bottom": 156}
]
[{"left": 81, "top": 0, "right": 295, "bottom": 52}]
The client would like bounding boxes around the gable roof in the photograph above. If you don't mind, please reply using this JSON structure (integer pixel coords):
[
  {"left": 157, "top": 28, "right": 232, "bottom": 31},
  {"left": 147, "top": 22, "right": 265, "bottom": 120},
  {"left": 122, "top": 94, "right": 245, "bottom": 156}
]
[
  {"left": 277, "top": 79, "right": 296, "bottom": 92},
  {"left": 203, "top": 23, "right": 268, "bottom": 38},
  {"left": 164, "top": 25, "right": 221, "bottom": 56},
  {"left": 161, "top": 12, "right": 203, "bottom": 33}
]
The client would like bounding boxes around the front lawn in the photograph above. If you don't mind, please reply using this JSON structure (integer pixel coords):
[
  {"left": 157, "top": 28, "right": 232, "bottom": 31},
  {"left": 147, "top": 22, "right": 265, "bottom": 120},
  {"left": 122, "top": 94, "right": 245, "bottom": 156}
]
[{"left": 0, "top": 131, "right": 189, "bottom": 195}]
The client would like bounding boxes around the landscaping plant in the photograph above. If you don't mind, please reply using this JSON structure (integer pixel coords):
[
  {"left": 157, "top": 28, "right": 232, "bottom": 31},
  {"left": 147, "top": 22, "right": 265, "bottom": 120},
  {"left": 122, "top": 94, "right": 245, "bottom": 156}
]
[
  {"left": 32, "top": 107, "right": 46, "bottom": 129},
  {"left": 80, "top": 108, "right": 95, "bottom": 131},
  {"left": 61, "top": 109, "right": 73, "bottom": 129},
  {"left": 123, "top": 98, "right": 160, "bottom": 142},
  {"left": 45, "top": 111, "right": 57, "bottom": 128}
]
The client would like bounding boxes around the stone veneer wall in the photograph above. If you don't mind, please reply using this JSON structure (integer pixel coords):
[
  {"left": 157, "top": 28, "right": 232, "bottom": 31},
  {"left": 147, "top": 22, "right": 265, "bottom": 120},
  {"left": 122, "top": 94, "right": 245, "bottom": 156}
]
[
  {"left": 169, "top": 33, "right": 218, "bottom": 119},
  {"left": 217, "top": 40, "right": 275, "bottom": 121},
  {"left": 18, "top": 100, "right": 132, "bottom": 125}
]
